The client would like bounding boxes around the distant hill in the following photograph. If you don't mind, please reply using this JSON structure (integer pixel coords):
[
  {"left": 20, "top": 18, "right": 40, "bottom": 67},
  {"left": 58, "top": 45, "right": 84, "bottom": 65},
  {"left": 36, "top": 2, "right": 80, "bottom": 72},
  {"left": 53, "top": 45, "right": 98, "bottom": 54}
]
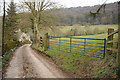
[
  {"left": 0, "top": 2, "right": 118, "bottom": 28},
  {"left": 6, "top": 2, "right": 117, "bottom": 28}
]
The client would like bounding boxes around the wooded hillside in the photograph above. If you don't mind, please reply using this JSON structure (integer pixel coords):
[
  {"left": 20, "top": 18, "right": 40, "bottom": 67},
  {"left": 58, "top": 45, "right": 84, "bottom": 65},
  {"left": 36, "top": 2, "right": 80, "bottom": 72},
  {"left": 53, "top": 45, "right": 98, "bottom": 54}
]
[{"left": 52, "top": 2, "right": 118, "bottom": 26}]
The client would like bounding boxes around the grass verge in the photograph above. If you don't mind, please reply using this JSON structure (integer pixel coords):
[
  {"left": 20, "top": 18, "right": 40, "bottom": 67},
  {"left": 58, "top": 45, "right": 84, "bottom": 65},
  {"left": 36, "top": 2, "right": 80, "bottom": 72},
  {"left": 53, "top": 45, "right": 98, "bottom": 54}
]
[{"left": 2, "top": 48, "right": 17, "bottom": 68}]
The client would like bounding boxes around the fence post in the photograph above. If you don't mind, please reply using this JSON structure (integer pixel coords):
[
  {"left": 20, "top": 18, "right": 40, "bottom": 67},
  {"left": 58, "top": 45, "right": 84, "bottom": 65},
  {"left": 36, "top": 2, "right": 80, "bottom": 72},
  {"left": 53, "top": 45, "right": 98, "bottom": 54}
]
[
  {"left": 70, "top": 37, "right": 72, "bottom": 52},
  {"left": 59, "top": 37, "right": 61, "bottom": 51},
  {"left": 107, "top": 28, "right": 114, "bottom": 55},
  {"left": 103, "top": 38, "right": 106, "bottom": 58},
  {"left": 84, "top": 39, "right": 86, "bottom": 52},
  {"left": 40, "top": 37, "right": 43, "bottom": 47},
  {"left": 44, "top": 33, "right": 48, "bottom": 51}
]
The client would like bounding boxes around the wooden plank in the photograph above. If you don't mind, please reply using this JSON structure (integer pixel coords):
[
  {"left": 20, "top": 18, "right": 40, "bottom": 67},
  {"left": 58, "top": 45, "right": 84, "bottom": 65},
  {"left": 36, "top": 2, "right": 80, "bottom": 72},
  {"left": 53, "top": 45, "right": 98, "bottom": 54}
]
[
  {"left": 107, "top": 48, "right": 118, "bottom": 53},
  {"left": 107, "top": 40, "right": 118, "bottom": 44},
  {"left": 108, "top": 29, "right": 118, "bottom": 37}
]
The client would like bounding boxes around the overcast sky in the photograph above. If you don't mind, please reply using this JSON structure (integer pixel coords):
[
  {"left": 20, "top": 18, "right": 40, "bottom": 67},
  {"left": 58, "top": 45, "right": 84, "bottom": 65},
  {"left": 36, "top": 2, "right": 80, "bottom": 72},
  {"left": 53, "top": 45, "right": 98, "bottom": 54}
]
[
  {"left": 57, "top": 0, "right": 119, "bottom": 7},
  {"left": 0, "top": 0, "right": 119, "bottom": 15},
  {"left": 0, "top": 0, "right": 119, "bottom": 7}
]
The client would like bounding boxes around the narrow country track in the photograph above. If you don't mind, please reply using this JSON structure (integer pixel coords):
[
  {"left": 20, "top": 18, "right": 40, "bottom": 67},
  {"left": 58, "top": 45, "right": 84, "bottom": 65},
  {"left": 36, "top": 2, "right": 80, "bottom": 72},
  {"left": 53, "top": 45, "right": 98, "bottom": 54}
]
[{"left": 5, "top": 44, "right": 69, "bottom": 78}]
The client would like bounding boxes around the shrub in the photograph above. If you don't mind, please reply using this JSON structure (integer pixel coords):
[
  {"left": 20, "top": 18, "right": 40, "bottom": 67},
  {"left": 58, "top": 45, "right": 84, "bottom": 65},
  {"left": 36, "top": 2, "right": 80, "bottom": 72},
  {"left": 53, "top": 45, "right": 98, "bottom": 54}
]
[
  {"left": 4, "top": 39, "right": 21, "bottom": 52},
  {"left": 85, "top": 27, "right": 94, "bottom": 35},
  {"left": 21, "top": 40, "right": 31, "bottom": 44}
]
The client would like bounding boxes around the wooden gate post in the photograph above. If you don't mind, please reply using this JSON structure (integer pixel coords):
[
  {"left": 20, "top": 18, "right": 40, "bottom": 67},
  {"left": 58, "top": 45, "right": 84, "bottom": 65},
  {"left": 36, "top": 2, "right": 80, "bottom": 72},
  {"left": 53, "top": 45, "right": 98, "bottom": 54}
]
[
  {"left": 108, "top": 28, "right": 114, "bottom": 46},
  {"left": 117, "top": 1, "right": 120, "bottom": 77},
  {"left": 107, "top": 28, "right": 114, "bottom": 54},
  {"left": 44, "top": 33, "right": 48, "bottom": 51}
]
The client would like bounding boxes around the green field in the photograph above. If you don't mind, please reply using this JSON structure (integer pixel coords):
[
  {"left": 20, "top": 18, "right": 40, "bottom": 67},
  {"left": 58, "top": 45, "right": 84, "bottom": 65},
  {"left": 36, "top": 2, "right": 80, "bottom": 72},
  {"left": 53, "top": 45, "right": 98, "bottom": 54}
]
[
  {"left": 47, "top": 24, "right": 118, "bottom": 59},
  {"left": 48, "top": 33, "right": 108, "bottom": 61},
  {"left": 49, "top": 35, "right": 105, "bottom": 58},
  {"left": 48, "top": 31, "right": 118, "bottom": 58}
]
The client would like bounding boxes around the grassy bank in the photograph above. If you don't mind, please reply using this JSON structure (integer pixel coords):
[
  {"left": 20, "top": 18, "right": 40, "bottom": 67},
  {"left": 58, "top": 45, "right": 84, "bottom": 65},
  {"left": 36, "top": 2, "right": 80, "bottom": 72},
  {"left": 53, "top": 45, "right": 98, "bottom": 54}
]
[
  {"left": 32, "top": 25, "right": 118, "bottom": 78},
  {"left": 32, "top": 33, "right": 118, "bottom": 78}
]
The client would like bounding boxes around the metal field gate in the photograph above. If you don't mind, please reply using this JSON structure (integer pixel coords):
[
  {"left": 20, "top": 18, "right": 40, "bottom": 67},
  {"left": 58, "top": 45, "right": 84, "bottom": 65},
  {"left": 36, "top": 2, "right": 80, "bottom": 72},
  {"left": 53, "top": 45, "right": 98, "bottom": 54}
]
[{"left": 48, "top": 36, "right": 106, "bottom": 58}]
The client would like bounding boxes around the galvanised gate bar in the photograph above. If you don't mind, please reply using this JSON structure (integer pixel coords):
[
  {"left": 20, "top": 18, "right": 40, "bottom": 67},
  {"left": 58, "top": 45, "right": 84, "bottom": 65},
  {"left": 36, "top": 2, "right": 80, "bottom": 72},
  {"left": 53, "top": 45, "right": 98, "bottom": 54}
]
[{"left": 48, "top": 35, "right": 106, "bottom": 58}]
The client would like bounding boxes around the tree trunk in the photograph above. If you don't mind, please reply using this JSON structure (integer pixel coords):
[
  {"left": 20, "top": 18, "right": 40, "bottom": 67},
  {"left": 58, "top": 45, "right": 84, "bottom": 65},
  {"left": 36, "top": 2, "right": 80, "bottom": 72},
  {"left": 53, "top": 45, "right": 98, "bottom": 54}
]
[
  {"left": 2, "top": 1, "right": 5, "bottom": 56},
  {"left": 33, "top": 18, "right": 39, "bottom": 44}
]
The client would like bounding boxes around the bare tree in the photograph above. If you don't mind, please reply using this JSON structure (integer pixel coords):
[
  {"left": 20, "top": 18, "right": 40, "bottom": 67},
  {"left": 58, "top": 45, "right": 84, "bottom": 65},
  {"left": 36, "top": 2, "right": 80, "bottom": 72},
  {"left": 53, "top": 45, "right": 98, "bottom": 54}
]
[
  {"left": 89, "top": 0, "right": 107, "bottom": 18},
  {"left": 24, "top": 0, "right": 56, "bottom": 43}
]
